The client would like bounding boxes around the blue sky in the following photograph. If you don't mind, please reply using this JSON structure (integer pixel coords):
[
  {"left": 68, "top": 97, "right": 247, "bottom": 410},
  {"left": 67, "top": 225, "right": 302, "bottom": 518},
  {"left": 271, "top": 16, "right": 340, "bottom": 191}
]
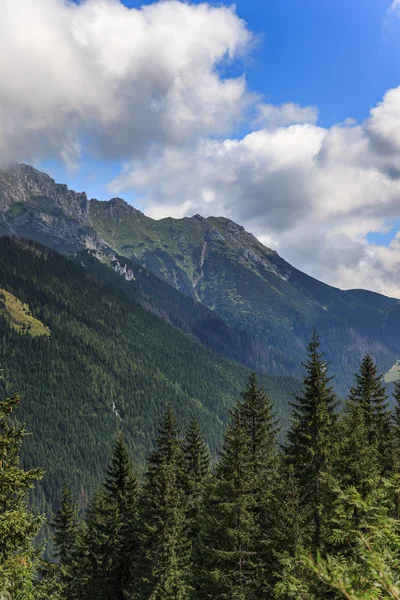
[{"left": 5, "top": 0, "right": 400, "bottom": 293}]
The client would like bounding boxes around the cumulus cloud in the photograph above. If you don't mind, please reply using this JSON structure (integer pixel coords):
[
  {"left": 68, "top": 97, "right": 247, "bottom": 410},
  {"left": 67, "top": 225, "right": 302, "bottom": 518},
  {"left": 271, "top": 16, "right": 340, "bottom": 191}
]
[
  {"left": 255, "top": 102, "right": 319, "bottom": 129},
  {"left": 0, "top": 0, "right": 253, "bottom": 167},
  {"left": 111, "top": 87, "right": 400, "bottom": 296},
  {"left": 2, "top": 0, "right": 400, "bottom": 295}
]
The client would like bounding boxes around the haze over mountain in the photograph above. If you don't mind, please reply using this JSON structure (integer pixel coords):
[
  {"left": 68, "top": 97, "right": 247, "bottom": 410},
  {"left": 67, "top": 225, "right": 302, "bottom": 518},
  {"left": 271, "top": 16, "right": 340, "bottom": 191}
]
[{"left": 1, "top": 163, "right": 399, "bottom": 394}]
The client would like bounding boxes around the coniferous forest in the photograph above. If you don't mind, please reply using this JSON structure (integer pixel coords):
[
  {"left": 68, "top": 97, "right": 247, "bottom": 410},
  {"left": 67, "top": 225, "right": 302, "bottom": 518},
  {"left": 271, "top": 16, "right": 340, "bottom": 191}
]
[{"left": 3, "top": 332, "right": 400, "bottom": 599}]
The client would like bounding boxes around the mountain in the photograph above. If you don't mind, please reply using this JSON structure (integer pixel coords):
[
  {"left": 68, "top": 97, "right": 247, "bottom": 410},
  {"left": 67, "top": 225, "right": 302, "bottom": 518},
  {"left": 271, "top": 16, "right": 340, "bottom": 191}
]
[
  {"left": 0, "top": 236, "right": 297, "bottom": 515},
  {"left": 1, "top": 163, "right": 400, "bottom": 393},
  {"left": 0, "top": 163, "right": 102, "bottom": 251}
]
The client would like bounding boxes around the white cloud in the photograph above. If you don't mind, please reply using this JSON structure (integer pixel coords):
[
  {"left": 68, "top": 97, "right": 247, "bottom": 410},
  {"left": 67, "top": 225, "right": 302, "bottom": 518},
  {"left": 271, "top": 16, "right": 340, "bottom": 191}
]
[
  {"left": 2, "top": 0, "right": 400, "bottom": 296},
  {"left": 111, "top": 87, "right": 400, "bottom": 297},
  {"left": 389, "top": 0, "right": 400, "bottom": 14},
  {"left": 255, "top": 102, "right": 319, "bottom": 129},
  {"left": 0, "top": 0, "right": 254, "bottom": 167}
]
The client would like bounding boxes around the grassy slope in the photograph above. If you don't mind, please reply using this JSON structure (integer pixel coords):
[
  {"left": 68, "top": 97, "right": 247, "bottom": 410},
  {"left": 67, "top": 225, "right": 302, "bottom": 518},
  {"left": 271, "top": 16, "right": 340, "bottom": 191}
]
[{"left": 0, "top": 288, "right": 50, "bottom": 336}]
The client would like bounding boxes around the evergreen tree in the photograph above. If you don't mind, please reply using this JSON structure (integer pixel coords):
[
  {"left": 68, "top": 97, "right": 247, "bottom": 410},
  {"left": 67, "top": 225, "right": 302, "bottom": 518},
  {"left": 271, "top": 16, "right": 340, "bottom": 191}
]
[
  {"left": 53, "top": 486, "right": 78, "bottom": 567},
  {"left": 0, "top": 393, "right": 43, "bottom": 598},
  {"left": 72, "top": 433, "right": 139, "bottom": 600},
  {"left": 37, "top": 486, "right": 78, "bottom": 599},
  {"left": 181, "top": 420, "right": 211, "bottom": 598},
  {"left": 239, "top": 373, "right": 279, "bottom": 596},
  {"left": 284, "top": 330, "right": 338, "bottom": 552},
  {"left": 349, "top": 353, "right": 391, "bottom": 474},
  {"left": 304, "top": 482, "right": 400, "bottom": 600},
  {"left": 181, "top": 419, "right": 211, "bottom": 535},
  {"left": 70, "top": 491, "right": 106, "bottom": 600},
  {"left": 240, "top": 372, "right": 278, "bottom": 498},
  {"left": 337, "top": 399, "right": 379, "bottom": 500},
  {"left": 266, "top": 460, "right": 305, "bottom": 597},
  {"left": 391, "top": 379, "right": 400, "bottom": 517},
  {"left": 199, "top": 407, "right": 258, "bottom": 600},
  {"left": 137, "top": 408, "right": 189, "bottom": 600}
]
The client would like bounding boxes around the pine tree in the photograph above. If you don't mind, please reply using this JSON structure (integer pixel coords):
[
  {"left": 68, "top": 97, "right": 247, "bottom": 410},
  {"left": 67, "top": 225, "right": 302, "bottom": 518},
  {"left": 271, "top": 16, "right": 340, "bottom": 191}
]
[
  {"left": 337, "top": 399, "right": 379, "bottom": 500},
  {"left": 349, "top": 353, "right": 391, "bottom": 475},
  {"left": 199, "top": 407, "right": 258, "bottom": 600},
  {"left": 180, "top": 420, "right": 211, "bottom": 598},
  {"left": 72, "top": 433, "right": 139, "bottom": 600},
  {"left": 264, "top": 460, "right": 305, "bottom": 597},
  {"left": 304, "top": 482, "right": 400, "bottom": 599},
  {"left": 391, "top": 379, "right": 400, "bottom": 517},
  {"left": 70, "top": 491, "right": 106, "bottom": 600},
  {"left": 0, "top": 393, "right": 44, "bottom": 598},
  {"left": 181, "top": 419, "right": 211, "bottom": 536},
  {"left": 284, "top": 330, "right": 338, "bottom": 553},
  {"left": 137, "top": 408, "right": 189, "bottom": 600},
  {"left": 37, "top": 487, "right": 78, "bottom": 600},
  {"left": 239, "top": 373, "right": 279, "bottom": 595},
  {"left": 53, "top": 486, "right": 78, "bottom": 567}
]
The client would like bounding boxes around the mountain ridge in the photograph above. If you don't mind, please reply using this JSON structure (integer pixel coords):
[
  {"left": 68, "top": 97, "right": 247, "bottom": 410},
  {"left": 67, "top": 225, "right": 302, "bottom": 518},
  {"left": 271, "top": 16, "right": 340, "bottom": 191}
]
[{"left": 1, "top": 163, "right": 400, "bottom": 393}]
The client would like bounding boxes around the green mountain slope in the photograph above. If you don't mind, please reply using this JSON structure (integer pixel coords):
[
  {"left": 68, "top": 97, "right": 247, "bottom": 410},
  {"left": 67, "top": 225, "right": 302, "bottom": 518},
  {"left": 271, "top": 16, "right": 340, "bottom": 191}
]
[
  {"left": 0, "top": 237, "right": 297, "bottom": 513},
  {"left": 1, "top": 164, "right": 399, "bottom": 394},
  {"left": 90, "top": 199, "right": 400, "bottom": 393}
]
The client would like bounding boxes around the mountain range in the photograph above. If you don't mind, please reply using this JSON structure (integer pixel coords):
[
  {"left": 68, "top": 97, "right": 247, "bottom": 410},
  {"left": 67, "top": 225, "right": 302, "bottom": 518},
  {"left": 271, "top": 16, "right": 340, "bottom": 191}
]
[{"left": 1, "top": 163, "right": 399, "bottom": 394}]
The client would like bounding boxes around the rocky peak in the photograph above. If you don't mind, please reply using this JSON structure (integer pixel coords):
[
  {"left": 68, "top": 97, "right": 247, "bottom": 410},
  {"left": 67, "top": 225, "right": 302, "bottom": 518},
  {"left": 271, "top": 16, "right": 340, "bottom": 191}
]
[
  {"left": 192, "top": 214, "right": 205, "bottom": 222},
  {"left": 97, "top": 197, "right": 143, "bottom": 221},
  {"left": 0, "top": 163, "right": 88, "bottom": 221}
]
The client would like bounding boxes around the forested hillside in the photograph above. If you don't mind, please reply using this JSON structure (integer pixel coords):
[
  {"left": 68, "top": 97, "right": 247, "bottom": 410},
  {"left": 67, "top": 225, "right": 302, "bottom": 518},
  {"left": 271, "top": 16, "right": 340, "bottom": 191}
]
[
  {"left": 0, "top": 236, "right": 298, "bottom": 514},
  {"left": 2, "top": 334, "right": 400, "bottom": 599},
  {"left": 77, "top": 248, "right": 276, "bottom": 371}
]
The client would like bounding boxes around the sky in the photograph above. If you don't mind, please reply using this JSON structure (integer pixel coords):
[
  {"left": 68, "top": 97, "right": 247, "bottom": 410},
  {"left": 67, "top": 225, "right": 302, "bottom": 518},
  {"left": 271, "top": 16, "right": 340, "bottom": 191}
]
[{"left": 2, "top": 0, "right": 400, "bottom": 295}]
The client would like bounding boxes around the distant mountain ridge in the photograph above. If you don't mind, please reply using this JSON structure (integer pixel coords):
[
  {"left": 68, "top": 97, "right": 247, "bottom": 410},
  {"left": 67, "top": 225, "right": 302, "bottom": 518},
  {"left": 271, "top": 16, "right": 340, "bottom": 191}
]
[{"left": 1, "top": 163, "right": 400, "bottom": 393}]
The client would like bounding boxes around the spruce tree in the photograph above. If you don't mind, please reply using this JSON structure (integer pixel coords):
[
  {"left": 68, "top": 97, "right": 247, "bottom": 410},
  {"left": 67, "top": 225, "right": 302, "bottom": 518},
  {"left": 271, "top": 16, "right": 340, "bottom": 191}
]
[
  {"left": 0, "top": 393, "right": 44, "bottom": 598},
  {"left": 53, "top": 486, "right": 78, "bottom": 567},
  {"left": 199, "top": 407, "right": 258, "bottom": 600},
  {"left": 37, "top": 487, "right": 78, "bottom": 600},
  {"left": 265, "top": 460, "right": 305, "bottom": 596},
  {"left": 239, "top": 373, "right": 279, "bottom": 596},
  {"left": 137, "top": 408, "right": 189, "bottom": 600},
  {"left": 70, "top": 491, "right": 106, "bottom": 600},
  {"left": 284, "top": 330, "right": 338, "bottom": 553},
  {"left": 239, "top": 372, "right": 278, "bottom": 511},
  {"left": 337, "top": 399, "right": 379, "bottom": 500},
  {"left": 180, "top": 420, "right": 211, "bottom": 598},
  {"left": 391, "top": 379, "right": 400, "bottom": 517},
  {"left": 181, "top": 419, "right": 211, "bottom": 536},
  {"left": 72, "top": 433, "right": 139, "bottom": 600},
  {"left": 349, "top": 353, "right": 391, "bottom": 474}
]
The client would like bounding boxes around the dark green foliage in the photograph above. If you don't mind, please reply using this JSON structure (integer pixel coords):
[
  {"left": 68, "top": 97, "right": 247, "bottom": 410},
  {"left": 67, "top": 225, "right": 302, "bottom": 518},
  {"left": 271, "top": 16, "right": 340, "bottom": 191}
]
[
  {"left": 0, "top": 393, "right": 43, "bottom": 598},
  {"left": 285, "top": 331, "right": 339, "bottom": 552},
  {"left": 198, "top": 374, "right": 279, "bottom": 599},
  {"left": 181, "top": 420, "right": 211, "bottom": 535},
  {"left": 73, "top": 433, "right": 139, "bottom": 600},
  {"left": 37, "top": 487, "right": 78, "bottom": 599},
  {"left": 3, "top": 281, "right": 400, "bottom": 600},
  {"left": 137, "top": 409, "right": 190, "bottom": 600},
  {"left": 337, "top": 399, "right": 379, "bottom": 500},
  {"left": 53, "top": 487, "right": 78, "bottom": 566},
  {"left": 348, "top": 353, "right": 392, "bottom": 474},
  {"left": 392, "top": 381, "right": 400, "bottom": 518},
  {"left": 240, "top": 372, "right": 278, "bottom": 505},
  {"left": 200, "top": 407, "right": 258, "bottom": 600},
  {"left": 0, "top": 236, "right": 298, "bottom": 520}
]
